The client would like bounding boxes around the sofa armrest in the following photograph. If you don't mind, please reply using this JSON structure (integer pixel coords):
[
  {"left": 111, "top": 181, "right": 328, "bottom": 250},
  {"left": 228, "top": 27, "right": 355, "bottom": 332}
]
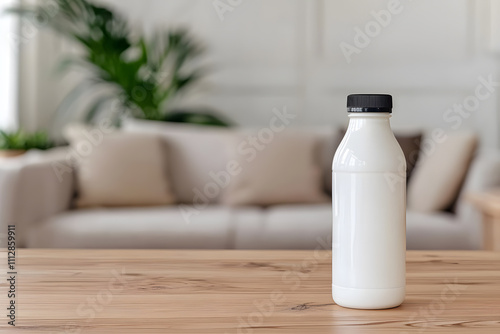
[
  {"left": 0, "top": 148, "right": 75, "bottom": 247},
  {"left": 456, "top": 149, "right": 500, "bottom": 248}
]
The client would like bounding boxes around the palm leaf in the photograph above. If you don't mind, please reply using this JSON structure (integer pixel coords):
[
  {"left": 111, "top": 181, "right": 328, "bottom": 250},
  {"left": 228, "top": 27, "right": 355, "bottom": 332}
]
[
  {"left": 83, "top": 95, "right": 114, "bottom": 123},
  {"left": 6, "top": 0, "right": 214, "bottom": 125},
  {"left": 55, "top": 79, "right": 100, "bottom": 118}
]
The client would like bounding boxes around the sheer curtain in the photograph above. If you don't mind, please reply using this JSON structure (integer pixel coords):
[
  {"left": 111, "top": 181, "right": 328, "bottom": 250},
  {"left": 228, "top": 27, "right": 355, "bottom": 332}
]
[{"left": 0, "top": 0, "right": 19, "bottom": 131}]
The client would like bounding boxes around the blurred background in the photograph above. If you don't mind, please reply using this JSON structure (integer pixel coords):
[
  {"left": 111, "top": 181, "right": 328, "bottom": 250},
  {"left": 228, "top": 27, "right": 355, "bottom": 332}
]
[
  {"left": 1, "top": 0, "right": 500, "bottom": 251},
  {"left": 1, "top": 0, "right": 498, "bottom": 143}
]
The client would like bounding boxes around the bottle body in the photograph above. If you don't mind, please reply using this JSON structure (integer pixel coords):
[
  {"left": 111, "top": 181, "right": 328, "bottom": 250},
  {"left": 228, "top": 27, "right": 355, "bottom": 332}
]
[{"left": 332, "top": 112, "right": 406, "bottom": 309}]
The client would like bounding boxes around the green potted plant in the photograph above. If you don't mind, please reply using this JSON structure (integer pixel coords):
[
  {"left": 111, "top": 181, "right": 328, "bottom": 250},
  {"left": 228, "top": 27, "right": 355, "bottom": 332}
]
[
  {"left": 0, "top": 130, "right": 53, "bottom": 158},
  {"left": 7, "top": 0, "right": 230, "bottom": 126}
]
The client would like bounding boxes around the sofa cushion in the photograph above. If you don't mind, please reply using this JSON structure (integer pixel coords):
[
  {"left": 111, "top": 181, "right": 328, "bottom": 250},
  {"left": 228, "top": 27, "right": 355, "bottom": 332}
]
[
  {"left": 234, "top": 204, "right": 332, "bottom": 249},
  {"left": 26, "top": 206, "right": 240, "bottom": 249},
  {"left": 123, "top": 120, "right": 335, "bottom": 204},
  {"left": 122, "top": 119, "right": 234, "bottom": 204},
  {"left": 232, "top": 206, "right": 470, "bottom": 250},
  {"left": 408, "top": 131, "right": 477, "bottom": 212},
  {"left": 24, "top": 204, "right": 476, "bottom": 250},
  {"left": 72, "top": 132, "right": 176, "bottom": 208},
  {"left": 406, "top": 211, "right": 472, "bottom": 250},
  {"left": 221, "top": 130, "right": 329, "bottom": 206}
]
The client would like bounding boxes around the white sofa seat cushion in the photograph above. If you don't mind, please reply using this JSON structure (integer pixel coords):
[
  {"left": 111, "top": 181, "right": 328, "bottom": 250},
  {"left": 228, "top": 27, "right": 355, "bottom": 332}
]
[
  {"left": 232, "top": 205, "right": 473, "bottom": 250},
  {"left": 26, "top": 206, "right": 242, "bottom": 249},
  {"left": 25, "top": 205, "right": 476, "bottom": 250},
  {"left": 234, "top": 204, "right": 333, "bottom": 249},
  {"left": 406, "top": 211, "right": 472, "bottom": 250}
]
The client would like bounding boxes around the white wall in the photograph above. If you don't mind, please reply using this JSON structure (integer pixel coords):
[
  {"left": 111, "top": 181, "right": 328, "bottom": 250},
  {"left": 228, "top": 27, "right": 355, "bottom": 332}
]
[{"left": 18, "top": 0, "right": 500, "bottom": 147}]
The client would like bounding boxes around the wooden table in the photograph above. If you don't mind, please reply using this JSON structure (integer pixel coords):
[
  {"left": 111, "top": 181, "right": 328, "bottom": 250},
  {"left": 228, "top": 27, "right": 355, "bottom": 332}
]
[
  {"left": 1, "top": 250, "right": 500, "bottom": 333},
  {"left": 467, "top": 190, "right": 500, "bottom": 250}
]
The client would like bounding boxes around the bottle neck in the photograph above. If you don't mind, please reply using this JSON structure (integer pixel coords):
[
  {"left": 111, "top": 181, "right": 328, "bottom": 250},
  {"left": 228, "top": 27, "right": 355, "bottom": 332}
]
[{"left": 346, "top": 112, "right": 392, "bottom": 132}]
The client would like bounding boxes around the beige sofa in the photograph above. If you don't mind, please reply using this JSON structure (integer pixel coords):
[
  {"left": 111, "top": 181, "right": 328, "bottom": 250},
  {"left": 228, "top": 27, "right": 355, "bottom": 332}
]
[{"left": 0, "top": 120, "right": 494, "bottom": 250}]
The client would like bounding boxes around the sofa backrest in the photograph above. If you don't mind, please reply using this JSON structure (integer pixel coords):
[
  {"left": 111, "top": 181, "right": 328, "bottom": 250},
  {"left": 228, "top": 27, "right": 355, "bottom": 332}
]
[
  {"left": 123, "top": 120, "right": 235, "bottom": 203},
  {"left": 122, "top": 119, "right": 336, "bottom": 204}
]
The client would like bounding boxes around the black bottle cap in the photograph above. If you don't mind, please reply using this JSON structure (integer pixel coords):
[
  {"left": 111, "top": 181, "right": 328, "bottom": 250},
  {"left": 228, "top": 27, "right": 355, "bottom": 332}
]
[{"left": 347, "top": 94, "right": 392, "bottom": 113}]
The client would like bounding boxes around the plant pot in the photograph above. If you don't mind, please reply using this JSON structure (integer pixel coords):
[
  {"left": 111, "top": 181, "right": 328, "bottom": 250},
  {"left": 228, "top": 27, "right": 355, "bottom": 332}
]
[{"left": 0, "top": 150, "right": 26, "bottom": 158}]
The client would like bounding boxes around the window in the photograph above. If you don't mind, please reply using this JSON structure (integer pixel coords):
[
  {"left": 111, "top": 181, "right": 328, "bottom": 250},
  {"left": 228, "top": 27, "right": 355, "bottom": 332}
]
[{"left": 0, "top": 0, "right": 19, "bottom": 130}]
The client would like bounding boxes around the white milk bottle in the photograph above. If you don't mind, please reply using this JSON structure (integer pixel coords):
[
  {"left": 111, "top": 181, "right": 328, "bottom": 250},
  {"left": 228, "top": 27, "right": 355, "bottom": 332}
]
[{"left": 332, "top": 94, "right": 406, "bottom": 309}]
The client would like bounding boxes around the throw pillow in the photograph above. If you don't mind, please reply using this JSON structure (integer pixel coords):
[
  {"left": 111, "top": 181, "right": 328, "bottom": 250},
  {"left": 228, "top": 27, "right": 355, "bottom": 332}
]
[
  {"left": 407, "top": 131, "right": 477, "bottom": 212},
  {"left": 395, "top": 133, "right": 422, "bottom": 181},
  {"left": 122, "top": 119, "right": 234, "bottom": 204},
  {"left": 220, "top": 130, "right": 329, "bottom": 206},
  {"left": 73, "top": 132, "right": 176, "bottom": 207}
]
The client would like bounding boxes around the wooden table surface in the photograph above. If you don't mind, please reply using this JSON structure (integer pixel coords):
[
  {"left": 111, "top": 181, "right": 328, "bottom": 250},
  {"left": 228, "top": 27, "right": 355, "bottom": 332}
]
[{"left": 1, "top": 250, "right": 500, "bottom": 333}]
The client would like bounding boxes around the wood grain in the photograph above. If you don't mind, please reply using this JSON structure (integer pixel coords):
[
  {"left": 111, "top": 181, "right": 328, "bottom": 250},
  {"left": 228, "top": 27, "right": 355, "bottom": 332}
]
[{"left": 1, "top": 250, "right": 500, "bottom": 333}]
